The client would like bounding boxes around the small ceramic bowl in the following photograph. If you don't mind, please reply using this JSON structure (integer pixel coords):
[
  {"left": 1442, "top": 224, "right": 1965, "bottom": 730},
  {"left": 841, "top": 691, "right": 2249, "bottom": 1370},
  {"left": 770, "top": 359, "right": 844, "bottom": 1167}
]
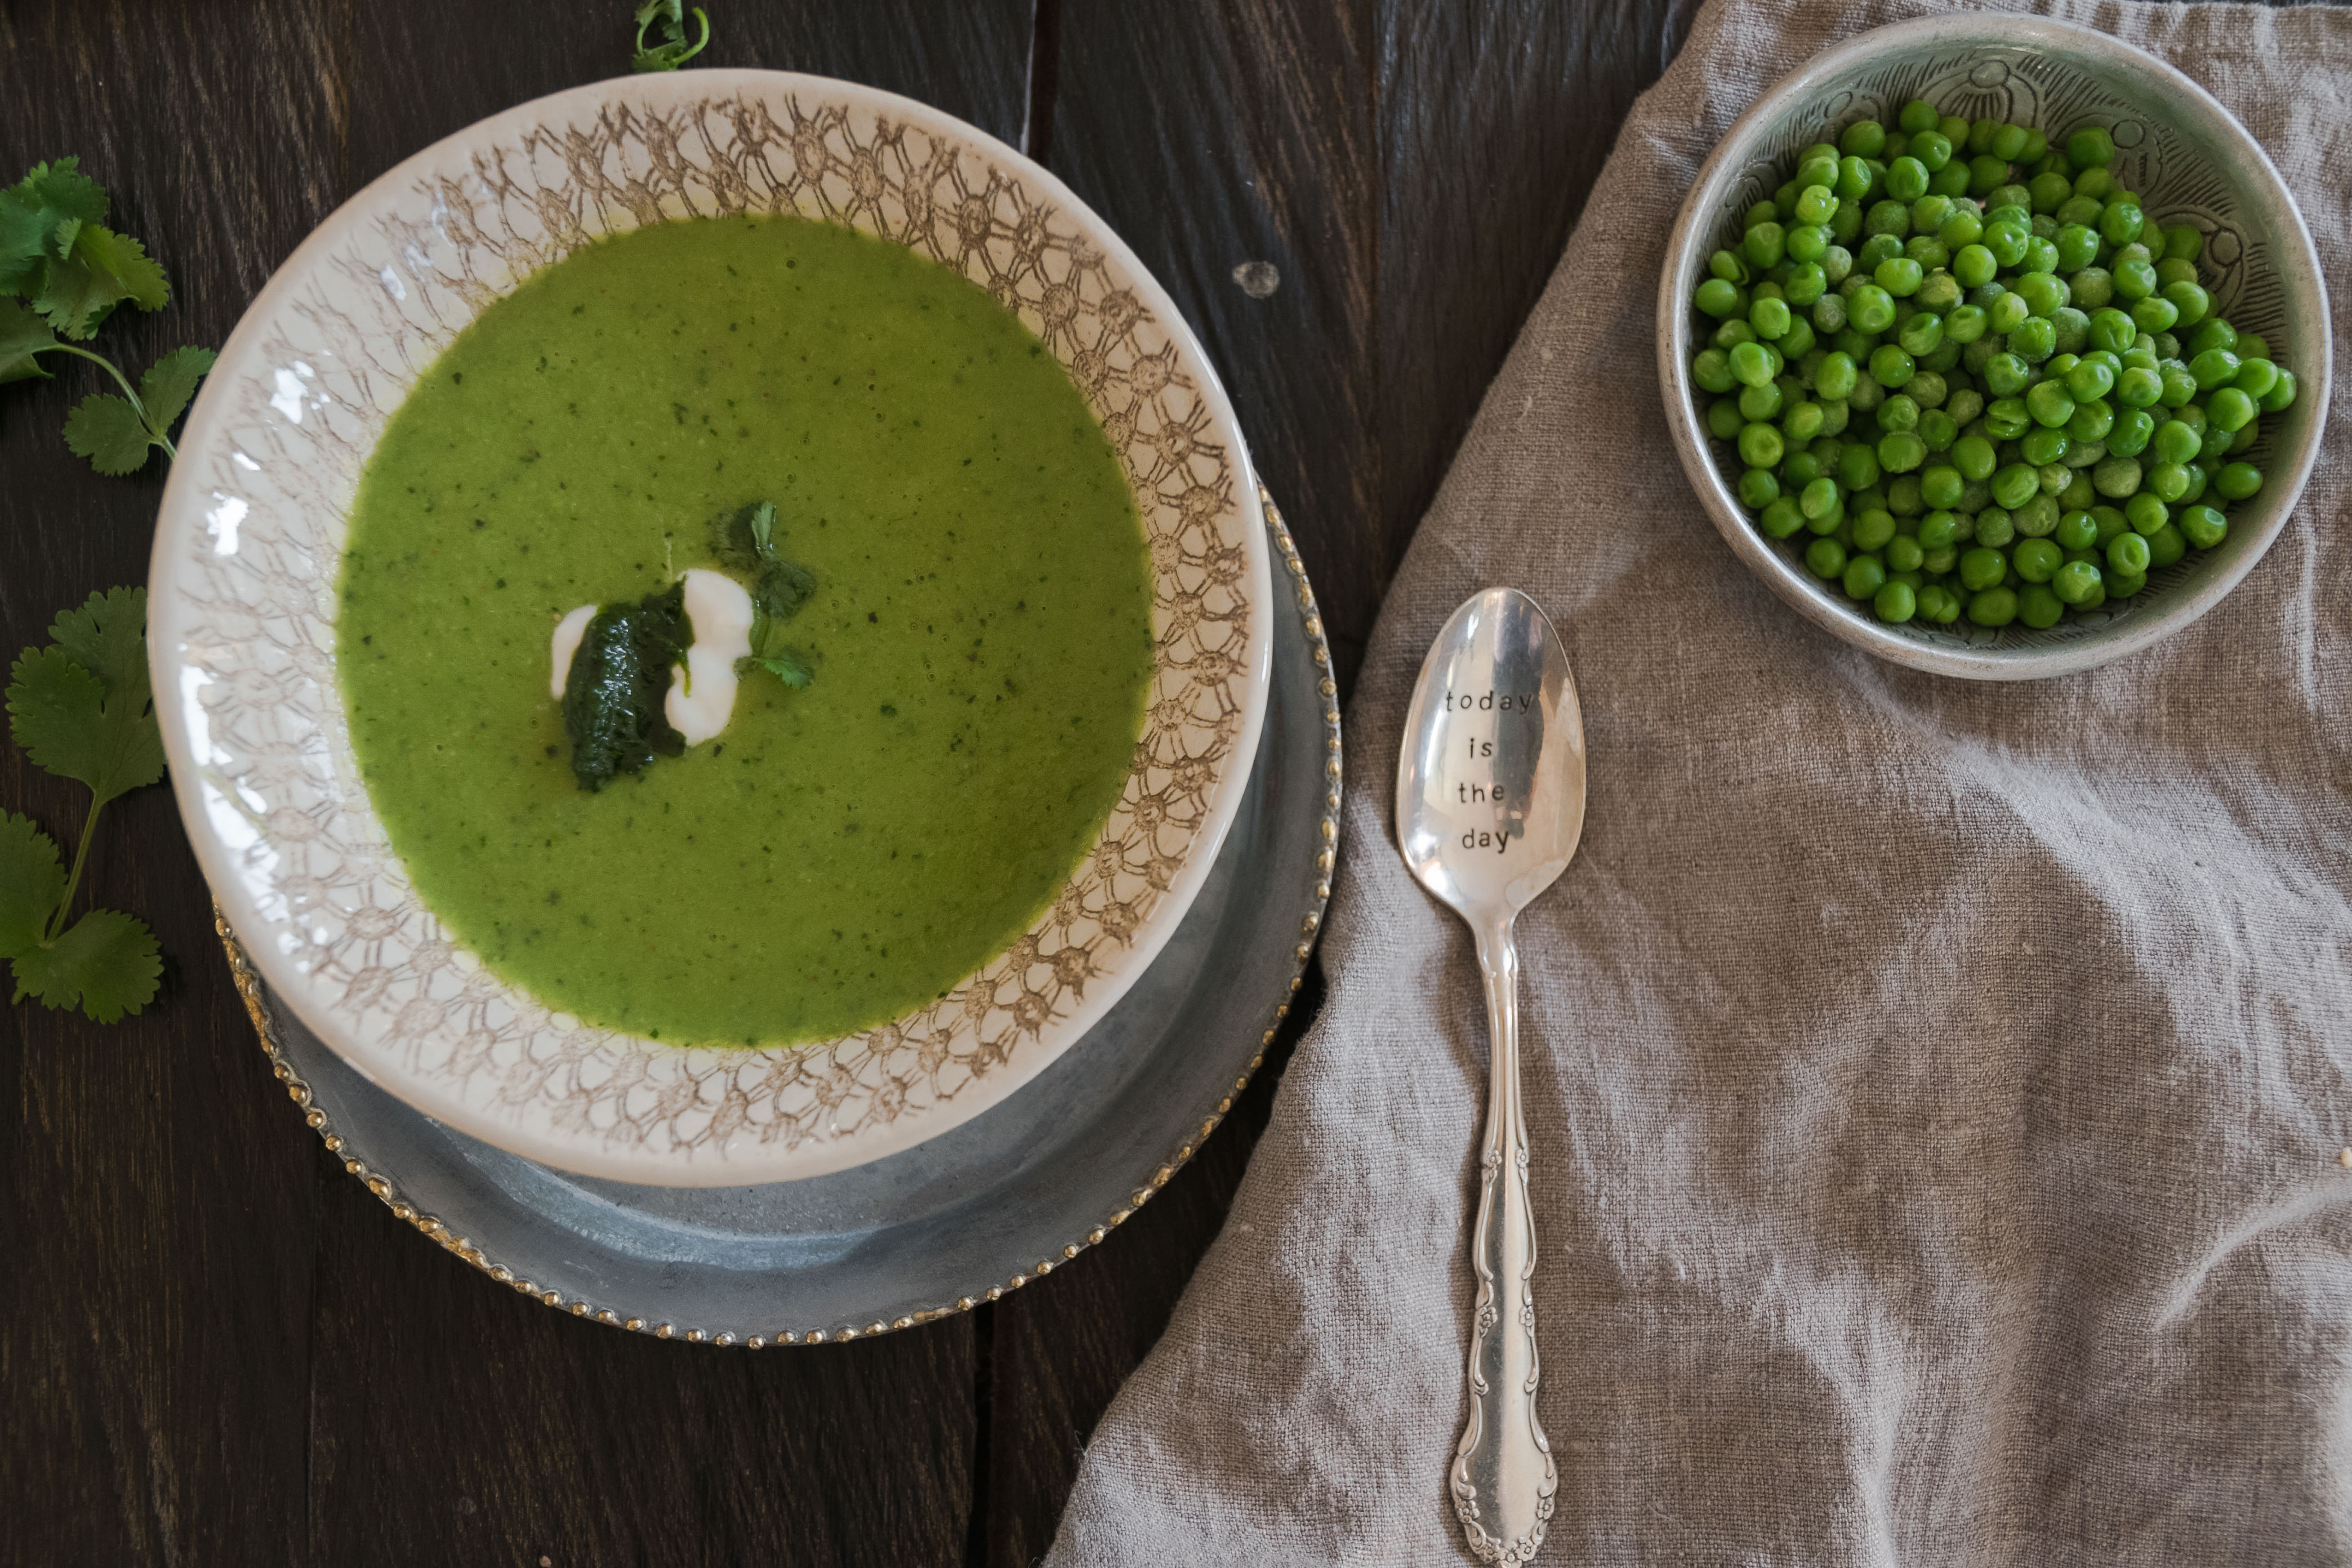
[
  {"left": 149, "top": 72, "right": 1272, "bottom": 1185},
  {"left": 1658, "top": 13, "right": 2331, "bottom": 680}
]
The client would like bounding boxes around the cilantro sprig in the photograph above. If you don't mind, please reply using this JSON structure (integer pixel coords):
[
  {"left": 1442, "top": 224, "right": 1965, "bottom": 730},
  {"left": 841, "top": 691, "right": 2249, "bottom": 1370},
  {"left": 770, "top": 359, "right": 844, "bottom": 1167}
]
[
  {"left": 5, "top": 588, "right": 166, "bottom": 1023},
  {"left": 730, "top": 501, "right": 819, "bottom": 685},
  {"left": 632, "top": 0, "right": 712, "bottom": 71},
  {"left": 1, "top": 159, "right": 216, "bottom": 475}
]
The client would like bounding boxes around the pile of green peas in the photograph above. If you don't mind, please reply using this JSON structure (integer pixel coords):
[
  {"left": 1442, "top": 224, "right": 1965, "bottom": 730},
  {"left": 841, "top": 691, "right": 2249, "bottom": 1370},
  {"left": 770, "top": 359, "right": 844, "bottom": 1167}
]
[{"left": 1690, "top": 100, "right": 2300, "bottom": 630}]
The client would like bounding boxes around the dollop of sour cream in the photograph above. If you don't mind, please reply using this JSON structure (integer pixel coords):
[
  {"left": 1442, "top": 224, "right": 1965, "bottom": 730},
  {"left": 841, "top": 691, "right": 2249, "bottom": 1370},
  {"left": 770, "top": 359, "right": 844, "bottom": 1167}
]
[
  {"left": 549, "top": 604, "right": 596, "bottom": 700},
  {"left": 547, "top": 569, "right": 758, "bottom": 746},
  {"left": 665, "top": 569, "right": 756, "bottom": 745}
]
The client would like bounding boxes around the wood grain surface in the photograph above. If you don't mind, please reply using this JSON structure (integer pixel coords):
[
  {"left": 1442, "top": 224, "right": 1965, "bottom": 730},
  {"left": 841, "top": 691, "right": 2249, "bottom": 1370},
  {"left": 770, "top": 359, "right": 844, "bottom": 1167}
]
[{"left": 0, "top": 2, "right": 1692, "bottom": 1561}]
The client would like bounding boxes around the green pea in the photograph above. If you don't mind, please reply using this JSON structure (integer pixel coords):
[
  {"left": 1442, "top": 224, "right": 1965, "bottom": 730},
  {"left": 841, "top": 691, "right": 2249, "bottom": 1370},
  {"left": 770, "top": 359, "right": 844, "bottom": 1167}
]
[
  {"left": 2162, "top": 280, "right": 2211, "bottom": 327},
  {"left": 1877, "top": 431, "right": 1927, "bottom": 473},
  {"left": 1799, "top": 475, "right": 1843, "bottom": 519},
  {"left": 1841, "top": 120, "right": 1888, "bottom": 159},
  {"left": 1966, "top": 586, "right": 2019, "bottom": 626},
  {"left": 1838, "top": 442, "right": 1881, "bottom": 491},
  {"left": 2130, "top": 295, "right": 2180, "bottom": 335},
  {"left": 1739, "top": 380, "right": 1783, "bottom": 421},
  {"left": 2233, "top": 358, "right": 2280, "bottom": 400},
  {"left": 1739, "top": 422, "right": 1785, "bottom": 467},
  {"left": 2208, "top": 386, "right": 2256, "bottom": 434},
  {"left": 2178, "top": 504, "right": 2228, "bottom": 549},
  {"left": 2015, "top": 271, "right": 2069, "bottom": 318},
  {"left": 1814, "top": 351, "right": 1860, "bottom": 402},
  {"left": 1739, "top": 469, "right": 1782, "bottom": 509},
  {"left": 1883, "top": 156, "right": 1928, "bottom": 202},
  {"left": 2106, "top": 568, "right": 2148, "bottom": 598},
  {"left": 2053, "top": 509, "right": 2099, "bottom": 551},
  {"left": 2025, "top": 380, "right": 2075, "bottom": 429},
  {"left": 2068, "top": 267, "right": 2114, "bottom": 310},
  {"left": 1984, "top": 353, "right": 2032, "bottom": 397},
  {"left": 2156, "top": 366, "right": 2198, "bottom": 409},
  {"left": 1896, "top": 312, "right": 1943, "bottom": 358},
  {"left": 1872, "top": 257, "right": 1923, "bottom": 297},
  {"left": 1918, "top": 583, "right": 1962, "bottom": 623},
  {"left": 2259, "top": 368, "right": 2298, "bottom": 414},
  {"left": 2011, "top": 582, "right": 2060, "bottom": 628},
  {"left": 2228, "top": 417, "right": 2261, "bottom": 456},
  {"left": 2059, "top": 358, "right": 2112, "bottom": 403},
  {"left": 1922, "top": 545, "right": 1961, "bottom": 576},
  {"left": 2007, "top": 316, "right": 2056, "bottom": 363},
  {"left": 2106, "top": 408, "right": 2155, "bottom": 458},
  {"left": 1729, "top": 341, "right": 1775, "bottom": 387},
  {"left": 2015, "top": 493, "right": 2062, "bottom": 538},
  {"left": 1886, "top": 534, "right": 1926, "bottom": 573},
  {"left": 2050, "top": 559, "right": 2102, "bottom": 604},
  {"left": 2097, "top": 199, "right": 2144, "bottom": 247},
  {"left": 1919, "top": 465, "right": 1966, "bottom": 510},
  {"left": 1690, "top": 348, "right": 1735, "bottom": 394},
  {"left": 2146, "top": 522, "right": 2187, "bottom": 569},
  {"left": 2180, "top": 462, "right": 2210, "bottom": 504},
  {"left": 1916, "top": 510, "right": 1961, "bottom": 549},
  {"left": 1887, "top": 474, "right": 1925, "bottom": 515},
  {"left": 1695, "top": 278, "right": 1741, "bottom": 318},
  {"left": 1951, "top": 434, "right": 1998, "bottom": 482},
  {"left": 2107, "top": 531, "right": 2151, "bottom": 575},
  {"left": 1919, "top": 408, "right": 1958, "bottom": 452},
  {"left": 2233, "top": 331, "right": 2270, "bottom": 363},
  {"left": 1801, "top": 537, "right": 1846, "bottom": 578},
  {"left": 2010, "top": 538, "right": 2061, "bottom": 582},
  {"left": 2066, "top": 399, "right": 2114, "bottom": 444},
  {"left": 1745, "top": 222, "right": 1787, "bottom": 268},
  {"left": 2216, "top": 462, "right": 2263, "bottom": 501},
  {"left": 2091, "top": 454, "right": 2144, "bottom": 498},
  {"left": 1843, "top": 554, "right": 1888, "bottom": 600},
  {"left": 2020, "top": 426, "right": 2070, "bottom": 467},
  {"left": 2187, "top": 348, "right": 2241, "bottom": 391},
  {"left": 2151, "top": 419, "right": 2201, "bottom": 465},
  {"left": 2186, "top": 318, "right": 2238, "bottom": 357},
  {"left": 1959, "top": 546, "right": 2008, "bottom": 590},
  {"left": 1984, "top": 396, "right": 2032, "bottom": 438},
  {"left": 1749, "top": 297, "right": 1792, "bottom": 340},
  {"left": 1793, "top": 185, "right": 1840, "bottom": 226},
  {"left": 1869, "top": 344, "right": 1916, "bottom": 387},
  {"left": 2127, "top": 491, "right": 2171, "bottom": 534},
  {"left": 2142, "top": 461, "right": 2188, "bottom": 503},
  {"left": 1707, "top": 398, "right": 1744, "bottom": 440},
  {"left": 1850, "top": 285, "right": 1897, "bottom": 334},
  {"left": 1990, "top": 462, "right": 2041, "bottom": 510}
]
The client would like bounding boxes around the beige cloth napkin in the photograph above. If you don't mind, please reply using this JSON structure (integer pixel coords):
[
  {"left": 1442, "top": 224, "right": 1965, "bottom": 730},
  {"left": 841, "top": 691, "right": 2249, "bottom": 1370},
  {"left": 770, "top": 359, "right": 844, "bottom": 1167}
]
[{"left": 1048, "top": 0, "right": 2352, "bottom": 1561}]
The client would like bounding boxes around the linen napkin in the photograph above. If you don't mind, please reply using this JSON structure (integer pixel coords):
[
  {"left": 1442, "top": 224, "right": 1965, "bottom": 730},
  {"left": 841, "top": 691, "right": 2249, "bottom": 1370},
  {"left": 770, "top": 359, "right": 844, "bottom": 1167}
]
[{"left": 1046, "top": 0, "right": 2352, "bottom": 1561}]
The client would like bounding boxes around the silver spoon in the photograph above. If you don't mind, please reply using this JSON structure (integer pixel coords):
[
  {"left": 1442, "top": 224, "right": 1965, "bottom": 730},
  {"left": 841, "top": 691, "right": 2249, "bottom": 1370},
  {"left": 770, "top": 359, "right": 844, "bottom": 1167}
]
[{"left": 1396, "top": 586, "right": 1587, "bottom": 1563}]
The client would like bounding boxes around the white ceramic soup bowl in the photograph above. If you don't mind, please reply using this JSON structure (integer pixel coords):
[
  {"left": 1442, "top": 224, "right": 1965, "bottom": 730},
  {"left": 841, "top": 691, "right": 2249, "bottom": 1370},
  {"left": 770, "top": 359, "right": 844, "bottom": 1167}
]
[{"left": 150, "top": 72, "right": 1272, "bottom": 1185}]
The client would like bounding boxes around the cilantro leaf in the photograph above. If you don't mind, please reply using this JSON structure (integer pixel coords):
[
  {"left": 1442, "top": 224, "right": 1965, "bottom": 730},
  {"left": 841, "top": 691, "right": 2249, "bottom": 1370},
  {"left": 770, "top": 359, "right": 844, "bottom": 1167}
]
[
  {"left": 73, "top": 225, "right": 168, "bottom": 313},
  {"left": 62, "top": 391, "right": 154, "bottom": 474},
  {"left": 0, "top": 297, "right": 58, "bottom": 384},
  {"left": 138, "top": 345, "right": 215, "bottom": 433},
  {"left": 743, "top": 649, "right": 814, "bottom": 688},
  {"left": 7, "top": 587, "right": 164, "bottom": 806},
  {"left": 12, "top": 907, "right": 160, "bottom": 1022},
  {"left": 0, "top": 810, "right": 64, "bottom": 960},
  {"left": 632, "top": 0, "right": 711, "bottom": 70},
  {"left": 754, "top": 558, "right": 816, "bottom": 623},
  {"left": 0, "top": 197, "right": 50, "bottom": 296},
  {"left": 33, "top": 248, "right": 133, "bottom": 339},
  {"left": 49, "top": 585, "right": 153, "bottom": 706},
  {"left": 10, "top": 159, "right": 109, "bottom": 230}
]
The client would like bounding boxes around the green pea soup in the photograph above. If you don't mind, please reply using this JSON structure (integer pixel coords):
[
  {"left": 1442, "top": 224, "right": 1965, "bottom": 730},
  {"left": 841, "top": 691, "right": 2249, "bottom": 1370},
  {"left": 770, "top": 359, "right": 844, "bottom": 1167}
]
[{"left": 337, "top": 215, "right": 1155, "bottom": 1048}]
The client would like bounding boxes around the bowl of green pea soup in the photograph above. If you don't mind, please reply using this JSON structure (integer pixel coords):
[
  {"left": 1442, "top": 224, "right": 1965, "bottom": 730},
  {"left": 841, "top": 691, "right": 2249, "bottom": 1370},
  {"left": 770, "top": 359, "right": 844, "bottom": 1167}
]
[
  {"left": 148, "top": 72, "right": 1275, "bottom": 1185},
  {"left": 1659, "top": 13, "right": 2331, "bottom": 679}
]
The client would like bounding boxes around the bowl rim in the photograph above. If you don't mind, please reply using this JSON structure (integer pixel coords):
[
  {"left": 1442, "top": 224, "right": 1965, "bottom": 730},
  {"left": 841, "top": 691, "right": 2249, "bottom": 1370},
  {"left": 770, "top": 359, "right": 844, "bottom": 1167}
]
[
  {"left": 1655, "top": 11, "right": 2334, "bottom": 680},
  {"left": 147, "top": 67, "right": 1273, "bottom": 1185}
]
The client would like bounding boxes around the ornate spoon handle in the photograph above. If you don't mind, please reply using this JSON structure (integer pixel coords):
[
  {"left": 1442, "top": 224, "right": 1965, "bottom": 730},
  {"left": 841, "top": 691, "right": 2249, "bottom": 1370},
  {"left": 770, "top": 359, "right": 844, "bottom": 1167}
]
[{"left": 1449, "top": 914, "right": 1556, "bottom": 1563}]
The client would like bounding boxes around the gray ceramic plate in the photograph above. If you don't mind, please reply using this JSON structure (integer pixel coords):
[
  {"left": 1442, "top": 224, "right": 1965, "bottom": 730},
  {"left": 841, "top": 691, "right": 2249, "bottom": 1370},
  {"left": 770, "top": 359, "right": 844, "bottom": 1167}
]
[{"left": 220, "top": 491, "right": 1338, "bottom": 1346}]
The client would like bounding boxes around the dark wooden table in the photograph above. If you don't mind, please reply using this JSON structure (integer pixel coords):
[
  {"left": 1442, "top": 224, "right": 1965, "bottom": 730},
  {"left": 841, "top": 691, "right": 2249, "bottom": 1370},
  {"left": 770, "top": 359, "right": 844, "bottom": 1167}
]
[{"left": 0, "top": 2, "right": 1696, "bottom": 1561}]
